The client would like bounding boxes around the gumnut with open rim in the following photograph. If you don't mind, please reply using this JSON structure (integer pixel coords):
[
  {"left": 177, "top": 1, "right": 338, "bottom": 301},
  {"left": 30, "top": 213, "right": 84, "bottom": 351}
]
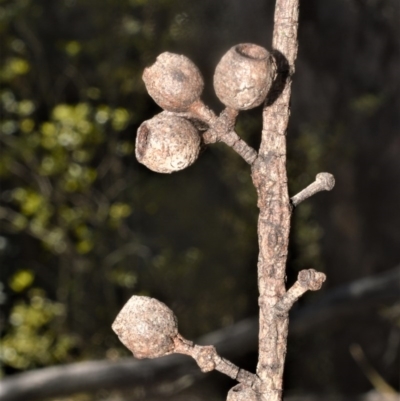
[
  {"left": 213, "top": 43, "right": 275, "bottom": 110},
  {"left": 135, "top": 113, "right": 201, "bottom": 173},
  {"left": 142, "top": 52, "right": 204, "bottom": 113},
  {"left": 227, "top": 384, "right": 260, "bottom": 401},
  {"left": 112, "top": 295, "right": 179, "bottom": 359}
]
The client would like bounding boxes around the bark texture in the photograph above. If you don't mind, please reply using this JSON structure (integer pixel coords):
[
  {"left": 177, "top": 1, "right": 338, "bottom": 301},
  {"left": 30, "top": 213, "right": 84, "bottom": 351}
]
[{"left": 251, "top": 0, "right": 300, "bottom": 399}]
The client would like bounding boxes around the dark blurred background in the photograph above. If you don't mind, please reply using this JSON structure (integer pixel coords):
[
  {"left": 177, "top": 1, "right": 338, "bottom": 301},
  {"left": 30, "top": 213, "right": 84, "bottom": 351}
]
[{"left": 0, "top": 0, "right": 399, "bottom": 400}]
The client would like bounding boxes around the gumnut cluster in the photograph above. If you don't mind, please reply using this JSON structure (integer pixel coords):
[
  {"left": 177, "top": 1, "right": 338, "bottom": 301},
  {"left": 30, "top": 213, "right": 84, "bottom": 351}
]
[
  {"left": 136, "top": 52, "right": 204, "bottom": 173},
  {"left": 112, "top": 295, "right": 178, "bottom": 359},
  {"left": 136, "top": 43, "right": 274, "bottom": 173}
]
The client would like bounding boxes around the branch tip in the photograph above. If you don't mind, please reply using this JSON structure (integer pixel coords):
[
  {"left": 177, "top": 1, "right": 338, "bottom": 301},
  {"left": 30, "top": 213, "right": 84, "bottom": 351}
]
[
  {"left": 291, "top": 172, "right": 335, "bottom": 207},
  {"left": 274, "top": 269, "right": 326, "bottom": 315},
  {"left": 298, "top": 268, "right": 326, "bottom": 291},
  {"left": 316, "top": 172, "right": 335, "bottom": 191}
]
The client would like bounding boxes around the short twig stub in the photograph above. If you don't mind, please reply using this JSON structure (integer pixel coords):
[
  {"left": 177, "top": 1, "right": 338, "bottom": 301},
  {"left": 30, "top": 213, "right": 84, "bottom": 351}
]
[{"left": 291, "top": 172, "right": 335, "bottom": 207}]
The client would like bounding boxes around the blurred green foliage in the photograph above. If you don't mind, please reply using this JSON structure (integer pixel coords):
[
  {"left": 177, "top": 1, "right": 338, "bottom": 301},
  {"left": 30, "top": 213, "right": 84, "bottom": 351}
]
[
  {"left": 0, "top": 0, "right": 259, "bottom": 375},
  {"left": 0, "top": 287, "right": 76, "bottom": 371},
  {"left": 0, "top": 0, "right": 185, "bottom": 373},
  {"left": 0, "top": 0, "right": 327, "bottom": 381}
]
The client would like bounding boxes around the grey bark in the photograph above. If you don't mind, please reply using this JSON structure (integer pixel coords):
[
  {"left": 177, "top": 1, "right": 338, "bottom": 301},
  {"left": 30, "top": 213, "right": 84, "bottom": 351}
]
[{"left": 251, "top": 0, "right": 300, "bottom": 399}]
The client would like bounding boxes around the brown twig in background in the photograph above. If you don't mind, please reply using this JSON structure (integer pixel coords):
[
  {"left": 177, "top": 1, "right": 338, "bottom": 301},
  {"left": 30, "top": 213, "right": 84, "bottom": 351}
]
[{"left": 349, "top": 344, "right": 398, "bottom": 395}]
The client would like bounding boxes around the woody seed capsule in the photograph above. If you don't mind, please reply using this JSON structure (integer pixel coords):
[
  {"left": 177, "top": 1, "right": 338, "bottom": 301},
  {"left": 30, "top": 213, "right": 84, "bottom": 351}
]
[
  {"left": 112, "top": 296, "right": 178, "bottom": 359},
  {"left": 227, "top": 384, "right": 259, "bottom": 401},
  {"left": 135, "top": 113, "right": 201, "bottom": 174},
  {"left": 143, "top": 52, "right": 204, "bottom": 112},
  {"left": 214, "top": 43, "right": 274, "bottom": 110}
]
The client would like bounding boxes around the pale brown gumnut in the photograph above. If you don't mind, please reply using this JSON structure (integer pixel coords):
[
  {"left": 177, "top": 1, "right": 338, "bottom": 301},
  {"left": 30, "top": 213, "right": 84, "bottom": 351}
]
[
  {"left": 112, "top": 296, "right": 178, "bottom": 359},
  {"left": 227, "top": 384, "right": 260, "bottom": 401},
  {"left": 143, "top": 52, "right": 204, "bottom": 112},
  {"left": 135, "top": 113, "right": 201, "bottom": 174},
  {"left": 213, "top": 43, "right": 275, "bottom": 110}
]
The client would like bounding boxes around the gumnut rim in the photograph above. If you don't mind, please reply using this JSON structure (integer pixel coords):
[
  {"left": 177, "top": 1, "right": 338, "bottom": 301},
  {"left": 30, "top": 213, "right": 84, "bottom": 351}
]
[
  {"left": 143, "top": 52, "right": 204, "bottom": 112},
  {"left": 112, "top": 295, "right": 179, "bottom": 359},
  {"left": 213, "top": 43, "right": 274, "bottom": 110},
  {"left": 135, "top": 113, "right": 201, "bottom": 174},
  {"left": 227, "top": 384, "right": 260, "bottom": 401}
]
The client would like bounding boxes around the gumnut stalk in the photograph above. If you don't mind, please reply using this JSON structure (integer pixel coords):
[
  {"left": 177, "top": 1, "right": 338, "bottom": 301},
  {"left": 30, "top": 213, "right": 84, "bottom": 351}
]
[
  {"left": 227, "top": 384, "right": 260, "bottom": 401},
  {"left": 112, "top": 295, "right": 178, "bottom": 359},
  {"left": 143, "top": 52, "right": 204, "bottom": 113},
  {"left": 214, "top": 43, "right": 275, "bottom": 110},
  {"left": 135, "top": 113, "right": 201, "bottom": 173}
]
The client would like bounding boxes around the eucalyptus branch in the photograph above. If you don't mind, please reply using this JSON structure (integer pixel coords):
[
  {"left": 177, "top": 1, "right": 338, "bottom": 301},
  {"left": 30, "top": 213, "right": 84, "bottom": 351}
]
[
  {"left": 114, "top": 2, "right": 334, "bottom": 400},
  {"left": 250, "top": 0, "right": 305, "bottom": 399},
  {"left": 291, "top": 173, "right": 335, "bottom": 207},
  {"left": 173, "top": 334, "right": 260, "bottom": 388}
]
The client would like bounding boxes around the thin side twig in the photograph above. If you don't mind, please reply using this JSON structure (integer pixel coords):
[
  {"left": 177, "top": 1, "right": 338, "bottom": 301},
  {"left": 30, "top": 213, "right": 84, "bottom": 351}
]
[
  {"left": 274, "top": 269, "right": 326, "bottom": 315},
  {"left": 291, "top": 173, "right": 335, "bottom": 207},
  {"left": 166, "top": 100, "right": 258, "bottom": 165},
  {"left": 173, "top": 335, "right": 260, "bottom": 389},
  {"left": 201, "top": 106, "right": 258, "bottom": 165}
]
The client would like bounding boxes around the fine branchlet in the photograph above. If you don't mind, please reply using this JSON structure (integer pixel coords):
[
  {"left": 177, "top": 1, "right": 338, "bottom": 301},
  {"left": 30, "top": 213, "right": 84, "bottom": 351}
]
[
  {"left": 274, "top": 269, "right": 327, "bottom": 316},
  {"left": 190, "top": 105, "right": 258, "bottom": 165},
  {"left": 173, "top": 334, "right": 260, "bottom": 389},
  {"left": 291, "top": 172, "right": 335, "bottom": 207},
  {"left": 166, "top": 101, "right": 258, "bottom": 165}
]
